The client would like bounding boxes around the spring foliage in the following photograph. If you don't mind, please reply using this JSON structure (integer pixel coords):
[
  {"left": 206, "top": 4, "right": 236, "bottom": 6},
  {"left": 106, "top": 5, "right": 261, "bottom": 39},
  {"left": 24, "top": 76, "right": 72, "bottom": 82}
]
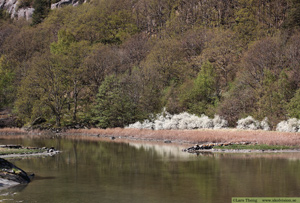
[{"left": 1, "top": 0, "right": 300, "bottom": 130}]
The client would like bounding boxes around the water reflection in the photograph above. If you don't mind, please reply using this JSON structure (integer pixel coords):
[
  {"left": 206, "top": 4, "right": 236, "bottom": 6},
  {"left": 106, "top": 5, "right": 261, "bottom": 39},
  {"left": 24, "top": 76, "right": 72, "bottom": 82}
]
[
  {"left": 0, "top": 138, "right": 299, "bottom": 203},
  {"left": 0, "top": 183, "right": 27, "bottom": 199}
]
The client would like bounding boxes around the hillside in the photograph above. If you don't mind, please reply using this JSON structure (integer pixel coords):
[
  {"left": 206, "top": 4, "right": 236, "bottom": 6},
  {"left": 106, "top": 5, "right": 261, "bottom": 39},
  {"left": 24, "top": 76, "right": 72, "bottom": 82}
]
[{"left": 0, "top": 0, "right": 300, "bottom": 129}]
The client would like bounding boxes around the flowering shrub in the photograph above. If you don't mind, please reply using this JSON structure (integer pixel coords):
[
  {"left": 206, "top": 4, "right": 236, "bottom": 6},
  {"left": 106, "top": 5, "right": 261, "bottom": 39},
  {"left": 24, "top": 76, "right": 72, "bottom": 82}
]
[
  {"left": 276, "top": 118, "right": 300, "bottom": 132},
  {"left": 260, "top": 117, "right": 271, "bottom": 131},
  {"left": 127, "top": 109, "right": 228, "bottom": 130},
  {"left": 213, "top": 115, "right": 229, "bottom": 129},
  {"left": 236, "top": 116, "right": 270, "bottom": 131},
  {"left": 128, "top": 112, "right": 300, "bottom": 133}
]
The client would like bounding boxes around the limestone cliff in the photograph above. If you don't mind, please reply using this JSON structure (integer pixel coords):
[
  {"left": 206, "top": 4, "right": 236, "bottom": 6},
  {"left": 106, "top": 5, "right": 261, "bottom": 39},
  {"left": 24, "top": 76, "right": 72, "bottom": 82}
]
[
  {"left": 51, "top": 0, "right": 86, "bottom": 9},
  {"left": 0, "top": 0, "right": 86, "bottom": 20}
]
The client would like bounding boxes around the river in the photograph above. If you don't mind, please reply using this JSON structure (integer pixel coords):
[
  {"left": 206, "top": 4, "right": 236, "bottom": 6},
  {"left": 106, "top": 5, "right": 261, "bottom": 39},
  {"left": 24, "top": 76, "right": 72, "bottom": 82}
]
[{"left": 0, "top": 138, "right": 300, "bottom": 203}]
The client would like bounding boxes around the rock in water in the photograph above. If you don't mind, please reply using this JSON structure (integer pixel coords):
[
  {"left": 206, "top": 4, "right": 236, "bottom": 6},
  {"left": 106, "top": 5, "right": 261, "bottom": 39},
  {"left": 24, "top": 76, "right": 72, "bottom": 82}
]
[{"left": 0, "top": 158, "right": 32, "bottom": 184}]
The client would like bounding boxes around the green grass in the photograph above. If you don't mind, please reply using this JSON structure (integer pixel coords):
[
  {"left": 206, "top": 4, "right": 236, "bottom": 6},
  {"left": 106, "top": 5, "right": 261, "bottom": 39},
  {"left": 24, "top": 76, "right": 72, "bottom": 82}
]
[
  {"left": 213, "top": 144, "right": 297, "bottom": 150},
  {"left": 0, "top": 148, "right": 45, "bottom": 155}
]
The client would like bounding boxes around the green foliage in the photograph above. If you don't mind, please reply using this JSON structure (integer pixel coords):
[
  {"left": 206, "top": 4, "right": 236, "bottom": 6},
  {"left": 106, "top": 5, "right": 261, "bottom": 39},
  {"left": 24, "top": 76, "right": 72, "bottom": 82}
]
[
  {"left": 15, "top": 53, "right": 73, "bottom": 126},
  {"left": 2, "top": 0, "right": 300, "bottom": 128},
  {"left": 0, "top": 56, "right": 15, "bottom": 108},
  {"left": 17, "top": 0, "right": 34, "bottom": 8},
  {"left": 179, "top": 61, "right": 218, "bottom": 116},
  {"left": 234, "top": 0, "right": 259, "bottom": 43},
  {"left": 255, "top": 70, "right": 291, "bottom": 125},
  {"left": 143, "top": 39, "right": 187, "bottom": 86},
  {"left": 31, "top": 0, "right": 50, "bottom": 25},
  {"left": 50, "top": 29, "right": 76, "bottom": 54},
  {"left": 92, "top": 75, "right": 133, "bottom": 128},
  {"left": 284, "top": 0, "right": 300, "bottom": 29},
  {"left": 287, "top": 89, "right": 300, "bottom": 119}
]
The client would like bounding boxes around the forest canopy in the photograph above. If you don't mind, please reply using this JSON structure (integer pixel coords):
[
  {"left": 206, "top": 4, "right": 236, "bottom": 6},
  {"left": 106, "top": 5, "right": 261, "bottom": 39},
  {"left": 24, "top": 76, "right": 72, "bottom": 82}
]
[{"left": 1, "top": 0, "right": 300, "bottom": 129}]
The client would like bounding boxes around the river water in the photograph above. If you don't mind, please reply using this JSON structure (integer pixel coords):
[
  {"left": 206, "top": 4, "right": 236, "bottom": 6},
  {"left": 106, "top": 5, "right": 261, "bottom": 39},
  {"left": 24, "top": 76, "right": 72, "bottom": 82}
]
[{"left": 0, "top": 138, "right": 300, "bottom": 203}]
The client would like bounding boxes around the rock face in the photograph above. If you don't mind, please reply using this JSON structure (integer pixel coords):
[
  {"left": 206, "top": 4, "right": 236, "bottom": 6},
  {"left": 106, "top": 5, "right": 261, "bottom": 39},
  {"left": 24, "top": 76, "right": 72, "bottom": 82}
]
[
  {"left": 51, "top": 0, "right": 86, "bottom": 9},
  {"left": 0, "top": 158, "right": 32, "bottom": 184},
  {"left": 0, "top": 0, "right": 33, "bottom": 20},
  {"left": 0, "top": 0, "right": 86, "bottom": 20}
]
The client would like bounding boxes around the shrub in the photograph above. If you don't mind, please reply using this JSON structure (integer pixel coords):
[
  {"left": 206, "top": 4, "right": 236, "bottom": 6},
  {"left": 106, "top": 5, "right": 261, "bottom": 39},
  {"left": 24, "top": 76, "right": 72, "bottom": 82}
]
[
  {"left": 213, "top": 115, "right": 229, "bottom": 129},
  {"left": 17, "top": 0, "right": 33, "bottom": 9},
  {"left": 126, "top": 109, "right": 228, "bottom": 130},
  {"left": 260, "top": 117, "right": 271, "bottom": 131},
  {"left": 276, "top": 118, "right": 300, "bottom": 132},
  {"left": 236, "top": 116, "right": 270, "bottom": 131}
]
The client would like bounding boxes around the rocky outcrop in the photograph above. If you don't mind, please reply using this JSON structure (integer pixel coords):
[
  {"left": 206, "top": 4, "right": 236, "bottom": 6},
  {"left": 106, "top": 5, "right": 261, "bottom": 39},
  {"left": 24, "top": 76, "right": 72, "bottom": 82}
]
[
  {"left": 0, "top": 0, "right": 33, "bottom": 20},
  {"left": 182, "top": 142, "right": 253, "bottom": 153},
  {"left": 0, "top": 0, "right": 86, "bottom": 20},
  {"left": 0, "top": 158, "right": 33, "bottom": 184},
  {"left": 51, "top": 0, "right": 86, "bottom": 9},
  {"left": 17, "top": 7, "right": 34, "bottom": 20}
]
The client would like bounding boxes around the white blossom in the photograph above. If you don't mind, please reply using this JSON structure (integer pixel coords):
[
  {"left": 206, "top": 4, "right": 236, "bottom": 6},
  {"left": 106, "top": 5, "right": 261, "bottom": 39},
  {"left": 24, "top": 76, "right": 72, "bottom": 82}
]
[
  {"left": 126, "top": 109, "right": 228, "bottom": 130},
  {"left": 276, "top": 118, "right": 300, "bottom": 132}
]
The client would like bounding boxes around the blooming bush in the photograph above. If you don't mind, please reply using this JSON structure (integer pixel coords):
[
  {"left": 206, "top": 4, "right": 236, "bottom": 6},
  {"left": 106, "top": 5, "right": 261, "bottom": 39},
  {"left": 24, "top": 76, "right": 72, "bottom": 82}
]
[
  {"left": 126, "top": 109, "right": 228, "bottom": 130},
  {"left": 236, "top": 116, "right": 270, "bottom": 131},
  {"left": 276, "top": 118, "right": 300, "bottom": 132},
  {"left": 260, "top": 117, "right": 271, "bottom": 131}
]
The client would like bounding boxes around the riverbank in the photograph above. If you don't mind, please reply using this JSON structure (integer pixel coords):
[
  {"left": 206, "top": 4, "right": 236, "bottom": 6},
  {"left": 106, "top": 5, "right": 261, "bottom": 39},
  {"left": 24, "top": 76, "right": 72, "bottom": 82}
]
[
  {"left": 64, "top": 128, "right": 300, "bottom": 146},
  {"left": 0, "top": 127, "right": 300, "bottom": 151}
]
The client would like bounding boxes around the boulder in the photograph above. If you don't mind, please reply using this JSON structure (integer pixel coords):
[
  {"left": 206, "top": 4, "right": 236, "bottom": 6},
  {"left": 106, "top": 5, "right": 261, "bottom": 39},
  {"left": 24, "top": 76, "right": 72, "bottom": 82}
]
[{"left": 0, "top": 158, "right": 33, "bottom": 184}]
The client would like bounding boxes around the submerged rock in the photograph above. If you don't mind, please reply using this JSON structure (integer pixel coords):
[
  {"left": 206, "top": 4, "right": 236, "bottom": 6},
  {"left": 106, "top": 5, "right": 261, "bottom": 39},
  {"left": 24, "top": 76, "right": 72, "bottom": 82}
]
[{"left": 0, "top": 158, "right": 33, "bottom": 184}]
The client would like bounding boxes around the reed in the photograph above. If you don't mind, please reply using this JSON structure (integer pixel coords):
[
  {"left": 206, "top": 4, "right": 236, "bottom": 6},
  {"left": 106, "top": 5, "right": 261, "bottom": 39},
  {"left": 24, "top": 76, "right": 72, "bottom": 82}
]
[
  {"left": 66, "top": 128, "right": 300, "bottom": 146},
  {"left": 1, "top": 127, "right": 299, "bottom": 146}
]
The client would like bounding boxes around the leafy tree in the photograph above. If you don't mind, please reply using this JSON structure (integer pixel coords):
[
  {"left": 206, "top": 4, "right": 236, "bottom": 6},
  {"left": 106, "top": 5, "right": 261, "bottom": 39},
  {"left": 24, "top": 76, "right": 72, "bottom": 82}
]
[
  {"left": 51, "top": 29, "right": 91, "bottom": 123},
  {"left": 256, "top": 70, "right": 292, "bottom": 126},
  {"left": 234, "top": 0, "right": 259, "bottom": 43},
  {"left": 179, "top": 61, "right": 218, "bottom": 116},
  {"left": 287, "top": 88, "right": 300, "bottom": 119},
  {"left": 284, "top": 0, "right": 300, "bottom": 29},
  {"left": 92, "top": 75, "right": 133, "bottom": 128},
  {"left": 218, "top": 80, "right": 256, "bottom": 126},
  {"left": 198, "top": 28, "right": 241, "bottom": 92},
  {"left": 50, "top": 29, "right": 76, "bottom": 54},
  {"left": 142, "top": 38, "right": 188, "bottom": 87},
  {"left": 0, "top": 56, "right": 15, "bottom": 108},
  {"left": 31, "top": 0, "right": 51, "bottom": 25},
  {"left": 15, "top": 53, "right": 72, "bottom": 126}
]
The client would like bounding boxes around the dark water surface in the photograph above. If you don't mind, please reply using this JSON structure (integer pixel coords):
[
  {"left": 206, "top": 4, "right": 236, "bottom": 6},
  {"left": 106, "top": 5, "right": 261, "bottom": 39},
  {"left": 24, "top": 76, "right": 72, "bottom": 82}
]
[{"left": 0, "top": 138, "right": 300, "bottom": 203}]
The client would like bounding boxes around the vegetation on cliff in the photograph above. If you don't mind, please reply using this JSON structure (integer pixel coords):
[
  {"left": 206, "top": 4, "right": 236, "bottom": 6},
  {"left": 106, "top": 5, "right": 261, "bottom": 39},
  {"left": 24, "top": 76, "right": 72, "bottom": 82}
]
[{"left": 1, "top": 0, "right": 300, "bottom": 129}]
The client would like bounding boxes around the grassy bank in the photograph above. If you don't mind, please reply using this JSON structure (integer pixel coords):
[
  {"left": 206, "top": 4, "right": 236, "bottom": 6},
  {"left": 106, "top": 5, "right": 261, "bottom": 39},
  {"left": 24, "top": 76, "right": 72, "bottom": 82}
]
[
  {"left": 213, "top": 144, "right": 297, "bottom": 150},
  {"left": 0, "top": 148, "right": 45, "bottom": 156}
]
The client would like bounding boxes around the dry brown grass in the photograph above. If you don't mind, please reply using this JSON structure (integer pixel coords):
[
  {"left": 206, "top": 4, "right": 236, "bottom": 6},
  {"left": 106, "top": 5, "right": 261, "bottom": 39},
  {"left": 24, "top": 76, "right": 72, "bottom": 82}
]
[
  {"left": 0, "top": 128, "right": 40, "bottom": 139},
  {"left": 1, "top": 127, "right": 299, "bottom": 146},
  {"left": 66, "top": 128, "right": 300, "bottom": 146}
]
